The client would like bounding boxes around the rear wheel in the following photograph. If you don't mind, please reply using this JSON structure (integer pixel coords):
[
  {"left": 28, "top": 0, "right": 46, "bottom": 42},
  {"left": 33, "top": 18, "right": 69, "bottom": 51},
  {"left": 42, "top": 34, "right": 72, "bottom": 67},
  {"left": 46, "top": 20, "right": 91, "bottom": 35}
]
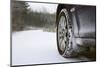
[{"left": 57, "top": 9, "right": 77, "bottom": 57}]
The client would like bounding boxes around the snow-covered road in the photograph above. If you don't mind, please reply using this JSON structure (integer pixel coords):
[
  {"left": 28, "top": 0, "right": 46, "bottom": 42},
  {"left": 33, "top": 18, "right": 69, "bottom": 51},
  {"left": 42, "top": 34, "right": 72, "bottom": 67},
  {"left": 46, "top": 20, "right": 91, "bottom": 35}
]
[{"left": 12, "top": 30, "right": 85, "bottom": 66}]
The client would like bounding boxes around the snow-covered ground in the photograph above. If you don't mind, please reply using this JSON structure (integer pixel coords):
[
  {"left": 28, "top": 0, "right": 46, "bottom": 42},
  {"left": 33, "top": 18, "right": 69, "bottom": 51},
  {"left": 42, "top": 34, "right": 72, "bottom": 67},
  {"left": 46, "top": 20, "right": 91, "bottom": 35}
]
[{"left": 12, "top": 30, "right": 87, "bottom": 66}]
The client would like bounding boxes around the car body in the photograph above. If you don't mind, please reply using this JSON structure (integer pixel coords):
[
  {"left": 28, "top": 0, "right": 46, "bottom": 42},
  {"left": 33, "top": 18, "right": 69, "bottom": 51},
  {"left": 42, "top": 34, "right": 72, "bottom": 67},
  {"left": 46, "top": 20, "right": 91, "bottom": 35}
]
[{"left": 56, "top": 4, "right": 96, "bottom": 60}]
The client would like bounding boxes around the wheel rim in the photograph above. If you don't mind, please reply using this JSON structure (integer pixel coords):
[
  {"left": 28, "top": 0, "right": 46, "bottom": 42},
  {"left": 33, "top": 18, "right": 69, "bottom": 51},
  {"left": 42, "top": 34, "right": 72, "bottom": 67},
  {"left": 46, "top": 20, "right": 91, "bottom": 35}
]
[{"left": 58, "top": 15, "right": 72, "bottom": 53}]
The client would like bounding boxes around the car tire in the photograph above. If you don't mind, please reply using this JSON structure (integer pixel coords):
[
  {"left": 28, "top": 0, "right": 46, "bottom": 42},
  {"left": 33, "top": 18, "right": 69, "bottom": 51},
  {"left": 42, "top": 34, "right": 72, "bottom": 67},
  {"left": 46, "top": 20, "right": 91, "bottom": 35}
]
[{"left": 57, "top": 8, "right": 77, "bottom": 58}]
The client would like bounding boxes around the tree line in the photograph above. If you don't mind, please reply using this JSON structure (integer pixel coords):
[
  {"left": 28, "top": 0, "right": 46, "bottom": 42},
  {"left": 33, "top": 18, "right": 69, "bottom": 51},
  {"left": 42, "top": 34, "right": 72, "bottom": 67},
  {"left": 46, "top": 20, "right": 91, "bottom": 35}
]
[{"left": 11, "top": 1, "right": 56, "bottom": 32}]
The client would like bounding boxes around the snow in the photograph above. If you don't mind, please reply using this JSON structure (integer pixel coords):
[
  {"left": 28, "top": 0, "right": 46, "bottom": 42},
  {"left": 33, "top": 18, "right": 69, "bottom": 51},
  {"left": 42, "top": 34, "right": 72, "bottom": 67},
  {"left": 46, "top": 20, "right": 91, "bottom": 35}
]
[{"left": 12, "top": 30, "right": 85, "bottom": 66}]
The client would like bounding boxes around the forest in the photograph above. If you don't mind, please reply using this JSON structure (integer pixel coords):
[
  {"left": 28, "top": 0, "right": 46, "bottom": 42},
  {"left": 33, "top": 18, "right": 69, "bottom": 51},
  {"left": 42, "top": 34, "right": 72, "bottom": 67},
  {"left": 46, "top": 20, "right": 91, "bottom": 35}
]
[{"left": 11, "top": 1, "right": 56, "bottom": 32}]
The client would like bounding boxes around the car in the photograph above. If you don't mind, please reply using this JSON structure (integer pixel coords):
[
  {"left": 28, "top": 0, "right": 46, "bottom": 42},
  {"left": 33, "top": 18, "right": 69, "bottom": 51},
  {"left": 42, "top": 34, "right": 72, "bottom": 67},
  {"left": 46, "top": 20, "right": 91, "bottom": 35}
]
[{"left": 56, "top": 4, "right": 96, "bottom": 59}]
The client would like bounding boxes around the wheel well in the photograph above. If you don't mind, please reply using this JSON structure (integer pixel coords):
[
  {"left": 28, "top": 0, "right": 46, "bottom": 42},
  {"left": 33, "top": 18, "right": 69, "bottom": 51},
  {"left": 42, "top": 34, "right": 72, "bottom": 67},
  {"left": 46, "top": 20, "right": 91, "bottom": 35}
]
[{"left": 56, "top": 4, "right": 73, "bottom": 25}]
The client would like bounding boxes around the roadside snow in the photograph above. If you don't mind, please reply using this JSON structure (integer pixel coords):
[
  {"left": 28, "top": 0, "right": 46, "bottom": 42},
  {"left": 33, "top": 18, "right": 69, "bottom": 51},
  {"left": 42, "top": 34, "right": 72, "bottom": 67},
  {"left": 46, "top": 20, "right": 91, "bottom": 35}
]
[{"left": 12, "top": 30, "right": 83, "bottom": 66}]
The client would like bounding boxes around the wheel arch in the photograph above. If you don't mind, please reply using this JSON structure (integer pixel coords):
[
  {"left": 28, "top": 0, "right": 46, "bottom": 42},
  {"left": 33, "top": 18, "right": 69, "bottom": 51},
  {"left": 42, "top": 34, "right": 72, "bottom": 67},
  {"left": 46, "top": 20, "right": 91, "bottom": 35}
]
[{"left": 56, "top": 4, "right": 73, "bottom": 25}]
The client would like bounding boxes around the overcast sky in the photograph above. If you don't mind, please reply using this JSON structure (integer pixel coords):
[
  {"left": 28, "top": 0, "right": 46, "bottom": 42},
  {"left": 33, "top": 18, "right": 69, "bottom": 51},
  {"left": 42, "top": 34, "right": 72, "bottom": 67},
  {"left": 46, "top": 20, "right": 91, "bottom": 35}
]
[{"left": 27, "top": 2, "right": 58, "bottom": 14}]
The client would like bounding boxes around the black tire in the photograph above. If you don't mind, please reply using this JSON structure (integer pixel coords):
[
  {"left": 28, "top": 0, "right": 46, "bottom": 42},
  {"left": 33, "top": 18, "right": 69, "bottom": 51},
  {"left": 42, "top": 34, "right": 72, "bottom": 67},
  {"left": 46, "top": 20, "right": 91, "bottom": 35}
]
[{"left": 57, "top": 8, "right": 77, "bottom": 58}]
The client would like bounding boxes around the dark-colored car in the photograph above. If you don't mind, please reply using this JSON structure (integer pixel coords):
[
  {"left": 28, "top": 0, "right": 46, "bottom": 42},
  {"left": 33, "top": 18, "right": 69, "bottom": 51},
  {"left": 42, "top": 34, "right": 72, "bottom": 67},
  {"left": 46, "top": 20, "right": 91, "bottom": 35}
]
[{"left": 56, "top": 4, "right": 96, "bottom": 59}]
